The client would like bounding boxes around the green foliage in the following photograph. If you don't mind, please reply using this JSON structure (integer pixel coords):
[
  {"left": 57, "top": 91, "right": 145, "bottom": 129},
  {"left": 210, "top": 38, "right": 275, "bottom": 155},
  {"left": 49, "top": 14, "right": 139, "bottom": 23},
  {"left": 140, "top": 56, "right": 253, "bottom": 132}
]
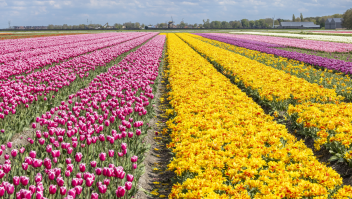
[{"left": 342, "top": 8, "right": 352, "bottom": 29}]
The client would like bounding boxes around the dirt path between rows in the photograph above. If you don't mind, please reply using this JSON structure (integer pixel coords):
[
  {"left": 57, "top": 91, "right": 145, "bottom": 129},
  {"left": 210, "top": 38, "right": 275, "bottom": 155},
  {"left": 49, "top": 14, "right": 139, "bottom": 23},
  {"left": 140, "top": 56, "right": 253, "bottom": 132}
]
[{"left": 136, "top": 55, "right": 174, "bottom": 199}]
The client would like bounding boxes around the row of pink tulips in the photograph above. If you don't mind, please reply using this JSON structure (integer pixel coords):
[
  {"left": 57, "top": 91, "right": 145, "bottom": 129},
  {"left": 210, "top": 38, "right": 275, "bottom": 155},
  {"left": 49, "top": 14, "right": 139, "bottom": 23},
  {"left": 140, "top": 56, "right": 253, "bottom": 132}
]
[
  {"left": 0, "top": 33, "right": 129, "bottom": 63},
  {"left": 219, "top": 33, "right": 352, "bottom": 52},
  {"left": 0, "top": 34, "right": 165, "bottom": 199},
  {"left": 0, "top": 33, "right": 109, "bottom": 55},
  {"left": 0, "top": 33, "right": 158, "bottom": 142},
  {"left": 0, "top": 33, "right": 150, "bottom": 80}
]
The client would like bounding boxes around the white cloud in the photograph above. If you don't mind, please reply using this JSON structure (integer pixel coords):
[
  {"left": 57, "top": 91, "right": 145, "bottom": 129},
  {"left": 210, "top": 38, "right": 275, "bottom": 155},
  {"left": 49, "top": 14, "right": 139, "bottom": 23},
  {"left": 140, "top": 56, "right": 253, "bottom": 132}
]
[
  {"left": 0, "top": 0, "right": 7, "bottom": 6},
  {"left": 181, "top": 1, "right": 198, "bottom": 5}
]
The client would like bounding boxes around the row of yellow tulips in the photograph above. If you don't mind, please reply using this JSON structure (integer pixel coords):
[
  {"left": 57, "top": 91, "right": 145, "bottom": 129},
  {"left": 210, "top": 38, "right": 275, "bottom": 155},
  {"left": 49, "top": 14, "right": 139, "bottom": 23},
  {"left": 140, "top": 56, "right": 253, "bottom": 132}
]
[
  {"left": 177, "top": 33, "right": 342, "bottom": 112},
  {"left": 191, "top": 34, "right": 352, "bottom": 102},
  {"left": 288, "top": 102, "right": 352, "bottom": 165},
  {"left": 184, "top": 34, "right": 352, "bottom": 176},
  {"left": 165, "top": 33, "right": 351, "bottom": 198}
]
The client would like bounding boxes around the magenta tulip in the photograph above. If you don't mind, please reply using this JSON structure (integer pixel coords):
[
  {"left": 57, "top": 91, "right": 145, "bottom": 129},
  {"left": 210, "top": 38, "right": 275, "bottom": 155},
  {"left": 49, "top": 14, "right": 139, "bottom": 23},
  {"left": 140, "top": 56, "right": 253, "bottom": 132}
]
[
  {"left": 125, "top": 181, "right": 132, "bottom": 190},
  {"left": 131, "top": 155, "right": 138, "bottom": 163},
  {"left": 91, "top": 192, "right": 99, "bottom": 199},
  {"left": 98, "top": 185, "right": 107, "bottom": 194},
  {"left": 127, "top": 174, "right": 134, "bottom": 182},
  {"left": 60, "top": 186, "right": 67, "bottom": 195},
  {"left": 49, "top": 185, "right": 57, "bottom": 194},
  {"left": 116, "top": 186, "right": 126, "bottom": 198}
]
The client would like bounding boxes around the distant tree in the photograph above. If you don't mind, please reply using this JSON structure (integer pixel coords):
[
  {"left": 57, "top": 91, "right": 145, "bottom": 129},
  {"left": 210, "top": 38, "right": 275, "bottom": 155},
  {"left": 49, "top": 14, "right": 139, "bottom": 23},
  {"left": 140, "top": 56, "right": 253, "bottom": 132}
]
[
  {"left": 47, "top": 24, "right": 54, "bottom": 29},
  {"left": 135, "top": 22, "right": 141, "bottom": 28},
  {"left": 179, "top": 20, "right": 186, "bottom": 28},
  {"left": 296, "top": 17, "right": 301, "bottom": 22},
  {"left": 198, "top": 24, "right": 203, "bottom": 28},
  {"left": 193, "top": 23, "right": 198, "bottom": 28},
  {"left": 300, "top": 13, "right": 303, "bottom": 21},
  {"left": 230, "top": 21, "right": 242, "bottom": 28},
  {"left": 221, "top": 21, "right": 231, "bottom": 28},
  {"left": 342, "top": 8, "right": 352, "bottom": 29},
  {"left": 292, "top": 14, "right": 295, "bottom": 22},
  {"left": 203, "top": 19, "right": 210, "bottom": 28},
  {"left": 254, "top": 20, "right": 260, "bottom": 27},
  {"left": 274, "top": 20, "right": 280, "bottom": 25},
  {"left": 241, "top": 19, "right": 249, "bottom": 28},
  {"left": 249, "top": 20, "right": 255, "bottom": 28},
  {"left": 62, "top": 24, "right": 68, "bottom": 29},
  {"left": 210, "top": 21, "right": 221, "bottom": 28},
  {"left": 258, "top": 19, "right": 265, "bottom": 27}
]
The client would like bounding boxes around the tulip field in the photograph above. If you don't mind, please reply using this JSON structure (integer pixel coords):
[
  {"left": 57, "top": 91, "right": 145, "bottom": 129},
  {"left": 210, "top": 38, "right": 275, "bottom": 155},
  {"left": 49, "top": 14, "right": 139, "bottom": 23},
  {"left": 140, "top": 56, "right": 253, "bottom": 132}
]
[{"left": 1, "top": 31, "right": 352, "bottom": 199}]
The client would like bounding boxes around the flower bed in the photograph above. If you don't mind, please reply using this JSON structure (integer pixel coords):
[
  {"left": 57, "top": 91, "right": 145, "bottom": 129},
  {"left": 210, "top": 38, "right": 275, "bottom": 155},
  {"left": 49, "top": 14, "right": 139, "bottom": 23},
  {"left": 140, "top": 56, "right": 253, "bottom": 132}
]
[
  {"left": 165, "top": 33, "right": 351, "bottom": 198},
  {"left": 216, "top": 33, "right": 352, "bottom": 52},
  {"left": 0, "top": 33, "right": 158, "bottom": 142},
  {"left": 195, "top": 33, "right": 352, "bottom": 74},
  {"left": 0, "top": 34, "right": 165, "bottom": 199},
  {"left": 178, "top": 33, "right": 341, "bottom": 111}
]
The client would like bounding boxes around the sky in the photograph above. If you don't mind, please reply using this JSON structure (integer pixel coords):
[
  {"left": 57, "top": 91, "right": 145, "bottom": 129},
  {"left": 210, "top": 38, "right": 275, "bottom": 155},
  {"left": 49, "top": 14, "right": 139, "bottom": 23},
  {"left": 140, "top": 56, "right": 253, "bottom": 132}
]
[{"left": 0, "top": 0, "right": 350, "bottom": 28}]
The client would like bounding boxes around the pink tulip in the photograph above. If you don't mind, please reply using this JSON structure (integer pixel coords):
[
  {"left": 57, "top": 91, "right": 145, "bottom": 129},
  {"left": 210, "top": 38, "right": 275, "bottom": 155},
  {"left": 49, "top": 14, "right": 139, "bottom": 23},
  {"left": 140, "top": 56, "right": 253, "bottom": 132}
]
[
  {"left": 3, "top": 164, "right": 11, "bottom": 174},
  {"left": 98, "top": 185, "right": 107, "bottom": 194},
  {"left": 1, "top": 145, "right": 5, "bottom": 150},
  {"left": 108, "top": 150, "right": 114, "bottom": 157},
  {"left": 60, "top": 186, "right": 67, "bottom": 195},
  {"left": 99, "top": 153, "right": 106, "bottom": 161},
  {"left": 36, "top": 191, "right": 43, "bottom": 199},
  {"left": 75, "top": 152, "right": 83, "bottom": 162},
  {"left": 46, "top": 145, "right": 52, "bottom": 153},
  {"left": 57, "top": 177, "right": 65, "bottom": 187},
  {"left": 29, "top": 185, "right": 36, "bottom": 194},
  {"left": 127, "top": 174, "right": 134, "bottom": 182},
  {"left": 11, "top": 149, "right": 18, "bottom": 158},
  {"left": 0, "top": 187, "right": 4, "bottom": 197},
  {"left": 121, "top": 143, "right": 127, "bottom": 150},
  {"left": 6, "top": 183, "right": 14, "bottom": 194},
  {"left": 68, "top": 188, "right": 76, "bottom": 198},
  {"left": 95, "top": 168, "right": 102, "bottom": 176},
  {"left": 7, "top": 142, "right": 12, "bottom": 149},
  {"left": 136, "top": 129, "right": 141, "bottom": 136},
  {"left": 65, "top": 170, "right": 71, "bottom": 177},
  {"left": 32, "top": 123, "right": 37, "bottom": 129},
  {"left": 132, "top": 163, "right": 137, "bottom": 169},
  {"left": 79, "top": 163, "right": 86, "bottom": 172},
  {"left": 75, "top": 186, "right": 83, "bottom": 195},
  {"left": 49, "top": 185, "right": 57, "bottom": 194},
  {"left": 86, "top": 178, "right": 94, "bottom": 187},
  {"left": 125, "top": 181, "right": 132, "bottom": 190},
  {"left": 13, "top": 176, "right": 20, "bottom": 186},
  {"left": 116, "top": 186, "right": 126, "bottom": 198},
  {"left": 22, "top": 163, "right": 29, "bottom": 171},
  {"left": 29, "top": 151, "right": 36, "bottom": 158},
  {"left": 66, "top": 158, "right": 72, "bottom": 164},
  {"left": 91, "top": 161, "right": 97, "bottom": 168},
  {"left": 91, "top": 192, "right": 99, "bottom": 199},
  {"left": 131, "top": 155, "right": 138, "bottom": 163},
  {"left": 103, "top": 179, "right": 110, "bottom": 186},
  {"left": 32, "top": 159, "right": 42, "bottom": 168}
]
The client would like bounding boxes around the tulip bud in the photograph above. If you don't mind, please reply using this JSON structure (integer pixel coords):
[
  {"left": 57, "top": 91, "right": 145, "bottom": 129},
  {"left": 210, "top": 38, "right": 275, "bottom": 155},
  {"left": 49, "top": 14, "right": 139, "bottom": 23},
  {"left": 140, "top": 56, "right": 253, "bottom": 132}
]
[
  {"left": 75, "top": 186, "right": 83, "bottom": 195},
  {"left": 22, "top": 163, "right": 29, "bottom": 171},
  {"left": 79, "top": 163, "right": 86, "bottom": 172},
  {"left": 99, "top": 153, "right": 106, "bottom": 161},
  {"left": 29, "top": 185, "right": 36, "bottom": 194},
  {"left": 11, "top": 149, "right": 18, "bottom": 158},
  {"left": 125, "top": 181, "right": 132, "bottom": 190},
  {"left": 29, "top": 151, "right": 36, "bottom": 158},
  {"left": 127, "top": 174, "right": 134, "bottom": 182},
  {"left": 60, "top": 186, "right": 67, "bottom": 195},
  {"left": 49, "top": 185, "right": 57, "bottom": 195},
  {"left": 98, "top": 185, "right": 107, "bottom": 194},
  {"left": 35, "top": 191, "right": 43, "bottom": 199},
  {"left": 75, "top": 152, "right": 83, "bottom": 162},
  {"left": 132, "top": 163, "right": 137, "bottom": 169},
  {"left": 131, "top": 155, "right": 138, "bottom": 163},
  {"left": 0, "top": 187, "right": 4, "bottom": 197},
  {"left": 95, "top": 168, "right": 102, "bottom": 176},
  {"left": 32, "top": 123, "right": 37, "bottom": 129},
  {"left": 136, "top": 129, "right": 141, "bottom": 136},
  {"left": 91, "top": 192, "right": 99, "bottom": 199},
  {"left": 103, "top": 179, "right": 110, "bottom": 186},
  {"left": 90, "top": 161, "right": 97, "bottom": 168},
  {"left": 13, "top": 176, "right": 20, "bottom": 186},
  {"left": 108, "top": 150, "right": 114, "bottom": 158},
  {"left": 121, "top": 143, "right": 127, "bottom": 150},
  {"left": 116, "top": 186, "right": 126, "bottom": 198},
  {"left": 6, "top": 184, "right": 14, "bottom": 194}
]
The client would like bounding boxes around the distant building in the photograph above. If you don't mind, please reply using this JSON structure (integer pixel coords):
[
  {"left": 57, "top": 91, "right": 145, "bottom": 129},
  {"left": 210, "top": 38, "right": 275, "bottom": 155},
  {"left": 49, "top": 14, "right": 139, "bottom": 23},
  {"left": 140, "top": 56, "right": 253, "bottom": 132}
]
[
  {"left": 325, "top": 18, "right": 343, "bottom": 29},
  {"left": 279, "top": 22, "right": 320, "bottom": 29}
]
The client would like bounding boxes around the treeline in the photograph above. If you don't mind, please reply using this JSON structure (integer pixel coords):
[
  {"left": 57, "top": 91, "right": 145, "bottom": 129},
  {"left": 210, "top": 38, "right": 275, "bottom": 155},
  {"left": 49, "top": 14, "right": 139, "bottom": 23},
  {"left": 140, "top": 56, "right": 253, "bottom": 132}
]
[
  {"left": 47, "top": 22, "right": 145, "bottom": 30},
  {"left": 47, "top": 13, "right": 344, "bottom": 30}
]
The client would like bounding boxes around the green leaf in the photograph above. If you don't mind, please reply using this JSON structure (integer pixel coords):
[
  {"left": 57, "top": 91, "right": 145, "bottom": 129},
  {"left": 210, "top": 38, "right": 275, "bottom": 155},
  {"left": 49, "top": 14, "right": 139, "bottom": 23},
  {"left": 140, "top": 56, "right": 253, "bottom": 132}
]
[{"left": 329, "top": 156, "right": 339, "bottom": 162}]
